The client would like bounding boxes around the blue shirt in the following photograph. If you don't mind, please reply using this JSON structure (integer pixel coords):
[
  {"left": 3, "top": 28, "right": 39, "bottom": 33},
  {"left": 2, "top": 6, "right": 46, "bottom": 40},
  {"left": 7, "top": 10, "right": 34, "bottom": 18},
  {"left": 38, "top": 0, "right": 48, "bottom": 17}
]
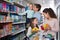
[
  {"left": 33, "top": 12, "right": 41, "bottom": 24},
  {"left": 23, "top": 10, "right": 34, "bottom": 18}
]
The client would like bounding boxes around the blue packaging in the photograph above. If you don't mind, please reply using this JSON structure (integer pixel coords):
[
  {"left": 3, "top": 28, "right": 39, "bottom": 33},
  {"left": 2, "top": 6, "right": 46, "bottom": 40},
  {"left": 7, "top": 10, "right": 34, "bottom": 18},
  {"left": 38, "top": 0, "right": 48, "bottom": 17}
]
[
  {"left": 14, "top": 6, "right": 16, "bottom": 12},
  {"left": 9, "top": 5, "right": 14, "bottom": 11},
  {"left": 6, "top": 3, "right": 9, "bottom": 11},
  {"left": 0, "top": 3, "right": 3, "bottom": 10}
]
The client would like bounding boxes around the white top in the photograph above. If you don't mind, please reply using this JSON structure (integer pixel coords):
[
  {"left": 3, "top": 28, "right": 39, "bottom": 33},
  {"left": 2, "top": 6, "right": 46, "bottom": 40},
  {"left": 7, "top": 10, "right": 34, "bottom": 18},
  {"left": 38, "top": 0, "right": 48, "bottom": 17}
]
[
  {"left": 26, "top": 25, "right": 40, "bottom": 37},
  {"left": 44, "top": 18, "right": 59, "bottom": 36},
  {"left": 26, "top": 27, "right": 32, "bottom": 37}
]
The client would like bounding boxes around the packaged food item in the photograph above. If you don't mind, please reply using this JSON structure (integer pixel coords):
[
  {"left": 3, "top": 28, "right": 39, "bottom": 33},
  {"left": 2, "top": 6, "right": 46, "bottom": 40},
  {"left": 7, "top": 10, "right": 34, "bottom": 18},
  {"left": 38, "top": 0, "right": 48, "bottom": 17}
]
[
  {"left": 0, "top": 29, "right": 4, "bottom": 37},
  {"left": 33, "top": 35, "right": 39, "bottom": 40},
  {"left": 32, "top": 27, "right": 39, "bottom": 33},
  {"left": 40, "top": 25, "right": 44, "bottom": 30},
  {"left": 40, "top": 24, "right": 48, "bottom": 30},
  {"left": 43, "top": 24, "right": 48, "bottom": 30}
]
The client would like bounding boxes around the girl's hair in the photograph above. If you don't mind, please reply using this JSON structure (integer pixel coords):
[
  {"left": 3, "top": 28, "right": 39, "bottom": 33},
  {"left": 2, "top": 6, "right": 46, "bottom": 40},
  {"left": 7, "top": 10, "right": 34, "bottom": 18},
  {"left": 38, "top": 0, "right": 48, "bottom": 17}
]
[
  {"left": 30, "top": 17, "right": 39, "bottom": 29},
  {"left": 43, "top": 8, "right": 57, "bottom": 18}
]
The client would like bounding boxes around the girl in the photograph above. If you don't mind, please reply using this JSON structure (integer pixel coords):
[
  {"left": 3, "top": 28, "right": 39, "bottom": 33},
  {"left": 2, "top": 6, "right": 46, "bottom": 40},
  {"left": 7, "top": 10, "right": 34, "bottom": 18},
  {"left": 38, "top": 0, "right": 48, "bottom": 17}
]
[
  {"left": 22, "top": 3, "right": 34, "bottom": 26},
  {"left": 26, "top": 17, "right": 39, "bottom": 37},
  {"left": 42, "top": 8, "right": 59, "bottom": 39}
]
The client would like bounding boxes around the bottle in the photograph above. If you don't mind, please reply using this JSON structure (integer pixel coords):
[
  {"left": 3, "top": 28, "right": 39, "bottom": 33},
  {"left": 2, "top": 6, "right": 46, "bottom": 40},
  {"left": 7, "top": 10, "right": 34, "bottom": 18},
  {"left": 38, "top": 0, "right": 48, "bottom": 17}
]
[{"left": 6, "top": 13, "right": 12, "bottom": 22}]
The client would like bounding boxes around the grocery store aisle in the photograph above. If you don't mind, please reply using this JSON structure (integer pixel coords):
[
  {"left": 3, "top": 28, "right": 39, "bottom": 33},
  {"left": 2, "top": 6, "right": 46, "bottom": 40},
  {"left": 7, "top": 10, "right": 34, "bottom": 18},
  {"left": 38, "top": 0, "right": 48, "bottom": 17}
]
[{"left": 0, "top": 0, "right": 60, "bottom": 40}]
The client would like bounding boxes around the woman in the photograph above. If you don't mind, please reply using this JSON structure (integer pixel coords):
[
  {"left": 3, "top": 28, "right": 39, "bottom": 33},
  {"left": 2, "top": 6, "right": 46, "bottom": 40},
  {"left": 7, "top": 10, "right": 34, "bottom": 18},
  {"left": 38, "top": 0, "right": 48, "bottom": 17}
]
[{"left": 42, "top": 8, "right": 59, "bottom": 39}]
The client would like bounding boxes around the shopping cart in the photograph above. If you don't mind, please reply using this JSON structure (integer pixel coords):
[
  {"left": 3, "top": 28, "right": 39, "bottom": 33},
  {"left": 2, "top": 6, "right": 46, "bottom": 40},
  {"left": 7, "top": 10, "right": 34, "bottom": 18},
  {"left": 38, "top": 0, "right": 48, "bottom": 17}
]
[{"left": 23, "top": 31, "right": 57, "bottom": 40}]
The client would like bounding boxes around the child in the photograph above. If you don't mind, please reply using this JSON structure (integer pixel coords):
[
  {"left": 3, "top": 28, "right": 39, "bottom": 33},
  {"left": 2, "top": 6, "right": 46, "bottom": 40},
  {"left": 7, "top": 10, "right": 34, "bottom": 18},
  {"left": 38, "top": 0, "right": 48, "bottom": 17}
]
[
  {"left": 22, "top": 3, "right": 34, "bottom": 24},
  {"left": 26, "top": 17, "right": 39, "bottom": 37},
  {"left": 42, "top": 8, "right": 59, "bottom": 39},
  {"left": 33, "top": 4, "right": 41, "bottom": 25}
]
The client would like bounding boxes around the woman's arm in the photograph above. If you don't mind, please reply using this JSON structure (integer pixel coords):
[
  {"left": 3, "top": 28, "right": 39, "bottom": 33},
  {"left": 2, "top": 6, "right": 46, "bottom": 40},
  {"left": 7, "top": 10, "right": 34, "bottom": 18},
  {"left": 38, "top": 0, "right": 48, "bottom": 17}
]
[{"left": 51, "top": 20, "right": 59, "bottom": 32}]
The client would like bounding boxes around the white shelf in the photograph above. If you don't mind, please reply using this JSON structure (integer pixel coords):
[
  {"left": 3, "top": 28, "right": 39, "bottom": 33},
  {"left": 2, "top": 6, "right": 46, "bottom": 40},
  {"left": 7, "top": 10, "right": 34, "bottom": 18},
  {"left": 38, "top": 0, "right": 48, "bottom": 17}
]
[
  {"left": 0, "top": 0, "right": 13, "bottom": 5},
  {"left": 0, "top": 21, "right": 12, "bottom": 24},
  {"left": 12, "top": 21, "right": 26, "bottom": 24},
  {"left": 0, "top": 32, "right": 12, "bottom": 38},
  {"left": 10, "top": 11, "right": 17, "bottom": 13},
  {"left": 13, "top": 2, "right": 25, "bottom": 8},
  {"left": 0, "top": 11, "right": 17, "bottom": 14},
  {"left": 0, "top": 28, "right": 26, "bottom": 38},
  {"left": 18, "top": 13, "right": 26, "bottom": 15},
  {"left": 12, "top": 29, "right": 26, "bottom": 35}
]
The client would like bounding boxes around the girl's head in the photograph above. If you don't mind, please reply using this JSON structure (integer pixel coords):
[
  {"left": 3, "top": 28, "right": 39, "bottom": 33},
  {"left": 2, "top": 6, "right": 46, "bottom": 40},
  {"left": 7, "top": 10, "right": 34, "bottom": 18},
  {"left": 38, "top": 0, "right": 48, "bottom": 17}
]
[
  {"left": 29, "top": 3, "right": 33, "bottom": 10},
  {"left": 30, "top": 18, "right": 38, "bottom": 28},
  {"left": 43, "top": 8, "right": 57, "bottom": 19},
  {"left": 30, "top": 17, "right": 38, "bottom": 25}
]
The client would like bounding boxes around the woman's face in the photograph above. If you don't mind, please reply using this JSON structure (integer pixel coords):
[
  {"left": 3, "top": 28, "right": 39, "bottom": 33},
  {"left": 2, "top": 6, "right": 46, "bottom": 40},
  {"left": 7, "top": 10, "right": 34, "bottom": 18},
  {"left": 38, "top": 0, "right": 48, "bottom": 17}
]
[
  {"left": 43, "top": 12, "right": 49, "bottom": 19},
  {"left": 32, "top": 18, "right": 38, "bottom": 25}
]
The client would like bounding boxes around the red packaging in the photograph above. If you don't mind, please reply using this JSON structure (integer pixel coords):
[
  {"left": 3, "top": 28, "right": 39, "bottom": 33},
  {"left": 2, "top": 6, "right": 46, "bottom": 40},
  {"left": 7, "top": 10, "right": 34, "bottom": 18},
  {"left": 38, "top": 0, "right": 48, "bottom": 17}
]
[
  {"left": 41, "top": 26, "right": 44, "bottom": 30},
  {"left": 2, "top": 2, "right": 6, "bottom": 12}
]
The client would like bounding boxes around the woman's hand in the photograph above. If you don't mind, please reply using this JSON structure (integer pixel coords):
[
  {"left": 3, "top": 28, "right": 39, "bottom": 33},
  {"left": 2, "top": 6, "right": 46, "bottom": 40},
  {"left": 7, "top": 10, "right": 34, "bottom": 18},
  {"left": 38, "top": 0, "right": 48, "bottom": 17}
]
[
  {"left": 44, "top": 24, "right": 51, "bottom": 31},
  {"left": 47, "top": 24, "right": 51, "bottom": 30}
]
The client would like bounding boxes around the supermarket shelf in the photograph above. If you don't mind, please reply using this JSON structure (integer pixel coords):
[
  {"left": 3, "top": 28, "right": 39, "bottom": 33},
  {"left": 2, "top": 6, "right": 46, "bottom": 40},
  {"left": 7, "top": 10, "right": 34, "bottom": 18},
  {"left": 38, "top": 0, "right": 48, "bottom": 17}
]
[
  {"left": 12, "top": 21, "right": 26, "bottom": 24},
  {"left": 0, "top": 0, "right": 13, "bottom": 5},
  {"left": 10, "top": 11, "right": 17, "bottom": 13},
  {"left": 0, "top": 21, "right": 12, "bottom": 24},
  {"left": 0, "top": 11, "right": 9, "bottom": 15},
  {"left": 13, "top": 2, "right": 25, "bottom": 8},
  {"left": 19, "top": 13, "right": 27, "bottom": 15},
  {"left": 0, "top": 29, "right": 26, "bottom": 38},
  {"left": 1, "top": 11, "right": 17, "bottom": 13},
  {"left": 2, "top": 11, "right": 26, "bottom": 15},
  {"left": 0, "top": 32, "right": 12, "bottom": 38},
  {"left": 0, "top": 11, "right": 27, "bottom": 16},
  {"left": 0, "top": 11, "right": 17, "bottom": 15},
  {"left": 0, "top": 0, "right": 25, "bottom": 8},
  {"left": 0, "top": 11, "right": 26, "bottom": 16},
  {"left": 12, "top": 29, "right": 26, "bottom": 35}
]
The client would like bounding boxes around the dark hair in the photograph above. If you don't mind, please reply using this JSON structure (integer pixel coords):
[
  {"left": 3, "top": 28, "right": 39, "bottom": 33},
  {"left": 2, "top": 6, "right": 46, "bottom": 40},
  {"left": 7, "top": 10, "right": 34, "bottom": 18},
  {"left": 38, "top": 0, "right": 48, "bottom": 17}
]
[
  {"left": 30, "top": 17, "right": 39, "bottom": 29},
  {"left": 43, "top": 8, "right": 57, "bottom": 18},
  {"left": 34, "top": 4, "right": 41, "bottom": 11}
]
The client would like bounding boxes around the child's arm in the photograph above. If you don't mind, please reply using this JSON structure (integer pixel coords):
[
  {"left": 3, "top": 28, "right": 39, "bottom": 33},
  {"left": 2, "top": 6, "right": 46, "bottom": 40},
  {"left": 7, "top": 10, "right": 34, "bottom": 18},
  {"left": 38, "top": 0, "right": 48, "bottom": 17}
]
[
  {"left": 20, "top": 10, "right": 28, "bottom": 15},
  {"left": 26, "top": 27, "right": 32, "bottom": 37}
]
